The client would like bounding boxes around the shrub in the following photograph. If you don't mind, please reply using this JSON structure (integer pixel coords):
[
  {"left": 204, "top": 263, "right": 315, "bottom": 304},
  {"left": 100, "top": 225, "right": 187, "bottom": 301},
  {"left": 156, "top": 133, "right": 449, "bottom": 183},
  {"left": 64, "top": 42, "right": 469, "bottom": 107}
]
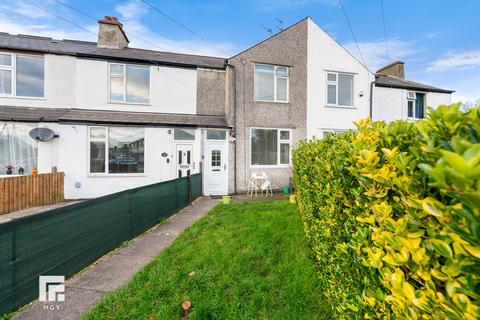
[{"left": 293, "top": 104, "right": 480, "bottom": 319}]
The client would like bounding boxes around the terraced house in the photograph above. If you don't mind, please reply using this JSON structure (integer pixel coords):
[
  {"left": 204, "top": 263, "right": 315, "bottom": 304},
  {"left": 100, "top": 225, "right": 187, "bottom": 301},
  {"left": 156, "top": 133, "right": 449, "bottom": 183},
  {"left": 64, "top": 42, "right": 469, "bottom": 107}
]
[{"left": 0, "top": 17, "right": 453, "bottom": 198}]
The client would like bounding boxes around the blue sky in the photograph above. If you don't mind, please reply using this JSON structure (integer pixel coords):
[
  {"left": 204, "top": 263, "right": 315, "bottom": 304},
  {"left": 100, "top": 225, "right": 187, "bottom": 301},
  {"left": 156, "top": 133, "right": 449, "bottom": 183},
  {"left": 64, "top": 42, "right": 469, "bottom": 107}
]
[{"left": 0, "top": 0, "right": 479, "bottom": 102}]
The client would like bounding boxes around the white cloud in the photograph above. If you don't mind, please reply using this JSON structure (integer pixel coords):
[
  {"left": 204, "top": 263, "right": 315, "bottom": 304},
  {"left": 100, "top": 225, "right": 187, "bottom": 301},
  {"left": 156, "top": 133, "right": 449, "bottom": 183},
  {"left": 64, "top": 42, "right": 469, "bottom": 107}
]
[
  {"left": 426, "top": 50, "right": 480, "bottom": 72},
  {"left": 343, "top": 38, "right": 417, "bottom": 71},
  {"left": 0, "top": 2, "right": 50, "bottom": 19},
  {"left": 115, "top": 0, "right": 149, "bottom": 21},
  {"left": 0, "top": 9, "right": 96, "bottom": 41},
  {"left": 113, "top": 0, "right": 236, "bottom": 56}
]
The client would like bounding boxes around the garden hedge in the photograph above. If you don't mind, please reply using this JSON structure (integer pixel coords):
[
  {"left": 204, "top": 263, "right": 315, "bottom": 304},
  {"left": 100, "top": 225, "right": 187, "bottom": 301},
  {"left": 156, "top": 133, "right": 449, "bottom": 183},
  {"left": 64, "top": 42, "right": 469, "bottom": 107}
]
[{"left": 293, "top": 104, "right": 480, "bottom": 319}]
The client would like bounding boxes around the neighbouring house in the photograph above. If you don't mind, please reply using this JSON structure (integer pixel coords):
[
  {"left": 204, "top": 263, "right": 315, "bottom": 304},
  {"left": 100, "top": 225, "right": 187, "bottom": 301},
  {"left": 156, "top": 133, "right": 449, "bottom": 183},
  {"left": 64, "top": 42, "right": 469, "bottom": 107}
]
[{"left": 0, "top": 16, "right": 453, "bottom": 198}]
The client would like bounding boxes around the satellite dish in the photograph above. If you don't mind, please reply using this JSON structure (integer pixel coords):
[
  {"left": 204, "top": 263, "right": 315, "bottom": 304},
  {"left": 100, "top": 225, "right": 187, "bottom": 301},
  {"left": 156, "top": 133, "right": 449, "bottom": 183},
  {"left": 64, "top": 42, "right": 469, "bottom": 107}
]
[{"left": 29, "top": 127, "right": 56, "bottom": 142}]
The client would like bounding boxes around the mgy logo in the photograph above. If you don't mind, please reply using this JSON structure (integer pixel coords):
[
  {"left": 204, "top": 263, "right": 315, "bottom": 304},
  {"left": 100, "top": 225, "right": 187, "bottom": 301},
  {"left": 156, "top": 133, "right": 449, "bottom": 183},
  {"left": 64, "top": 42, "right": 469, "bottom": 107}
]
[{"left": 39, "top": 276, "right": 65, "bottom": 302}]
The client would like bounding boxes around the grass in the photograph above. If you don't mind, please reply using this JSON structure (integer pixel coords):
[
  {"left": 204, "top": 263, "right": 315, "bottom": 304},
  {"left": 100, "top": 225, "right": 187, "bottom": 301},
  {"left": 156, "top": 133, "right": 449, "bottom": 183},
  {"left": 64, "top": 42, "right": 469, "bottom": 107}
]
[{"left": 83, "top": 201, "right": 330, "bottom": 320}]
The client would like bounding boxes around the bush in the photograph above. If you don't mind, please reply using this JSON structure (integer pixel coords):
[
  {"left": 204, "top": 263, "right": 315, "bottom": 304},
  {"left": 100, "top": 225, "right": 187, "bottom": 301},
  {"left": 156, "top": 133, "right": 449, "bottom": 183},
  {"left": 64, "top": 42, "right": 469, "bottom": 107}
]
[{"left": 293, "top": 104, "right": 480, "bottom": 319}]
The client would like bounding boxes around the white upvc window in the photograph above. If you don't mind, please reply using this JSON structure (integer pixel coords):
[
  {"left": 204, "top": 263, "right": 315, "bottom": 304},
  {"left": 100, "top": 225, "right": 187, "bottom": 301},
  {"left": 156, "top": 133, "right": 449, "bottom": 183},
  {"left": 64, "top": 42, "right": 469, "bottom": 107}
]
[
  {"left": 88, "top": 126, "right": 145, "bottom": 175},
  {"left": 326, "top": 71, "right": 354, "bottom": 107},
  {"left": 407, "top": 91, "right": 426, "bottom": 119},
  {"left": 0, "top": 52, "right": 45, "bottom": 98},
  {"left": 250, "top": 128, "right": 291, "bottom": 167},
  {"left": 109, "top": 63, "right": 150, "bottom": 104},
  {"left": 254, "top": 64, "right": 289, "bottom": 102}
]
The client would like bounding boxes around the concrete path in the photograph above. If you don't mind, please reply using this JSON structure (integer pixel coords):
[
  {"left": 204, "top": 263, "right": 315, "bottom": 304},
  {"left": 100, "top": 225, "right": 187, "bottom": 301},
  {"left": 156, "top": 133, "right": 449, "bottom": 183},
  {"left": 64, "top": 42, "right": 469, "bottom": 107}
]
[{"left": 13, "top": 197, "right": 219, "bottom": 320}]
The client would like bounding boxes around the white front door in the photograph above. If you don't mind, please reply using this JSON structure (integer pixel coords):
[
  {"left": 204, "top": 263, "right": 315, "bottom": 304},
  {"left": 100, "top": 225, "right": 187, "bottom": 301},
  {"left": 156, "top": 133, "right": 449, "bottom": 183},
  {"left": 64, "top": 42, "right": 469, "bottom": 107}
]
[
  {"left": 204, "top": 140, "right": 228, "bottom": 195},
  {"left": 176, "top": 144, "right": 193, "bottom": 178}
]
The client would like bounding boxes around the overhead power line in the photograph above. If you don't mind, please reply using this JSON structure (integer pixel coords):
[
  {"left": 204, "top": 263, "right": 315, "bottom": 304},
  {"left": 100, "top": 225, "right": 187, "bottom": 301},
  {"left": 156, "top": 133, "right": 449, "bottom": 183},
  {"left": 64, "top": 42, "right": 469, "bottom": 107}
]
[
  {"left": 22, "top": 0, "right": 99, "bottom": 40},
  {"left": 380, "top": 0, "right": 390, "bottom": 62},
  {"left": 52, "top": 0, "right": 168, "bottom": 52},
  {"left": 140, "top": 0, "right": 230, "bottom": 56},
  {"left": 21, "top": 0, "right": 162, "bottom": 67},
  {"left": 338, "top": 0, "right": 367, "bottom": 67}
]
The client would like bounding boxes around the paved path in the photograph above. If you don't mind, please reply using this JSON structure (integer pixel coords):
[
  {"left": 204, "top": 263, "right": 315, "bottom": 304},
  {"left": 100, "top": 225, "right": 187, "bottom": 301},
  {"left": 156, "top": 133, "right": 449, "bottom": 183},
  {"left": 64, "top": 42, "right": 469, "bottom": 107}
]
[{"left": 13, "top": 197, "right": 219, "bottom": 320}]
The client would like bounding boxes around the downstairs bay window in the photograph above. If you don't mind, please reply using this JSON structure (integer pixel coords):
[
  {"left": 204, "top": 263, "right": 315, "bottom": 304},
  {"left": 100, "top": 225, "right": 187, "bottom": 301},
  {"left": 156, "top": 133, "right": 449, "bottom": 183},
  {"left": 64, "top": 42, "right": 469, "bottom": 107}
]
[
  {"left": 251, "top": 128, "right": 291, "bottom": 167},
  {"left": 89, "top": 126, "right": 145, "bottom": 174}
]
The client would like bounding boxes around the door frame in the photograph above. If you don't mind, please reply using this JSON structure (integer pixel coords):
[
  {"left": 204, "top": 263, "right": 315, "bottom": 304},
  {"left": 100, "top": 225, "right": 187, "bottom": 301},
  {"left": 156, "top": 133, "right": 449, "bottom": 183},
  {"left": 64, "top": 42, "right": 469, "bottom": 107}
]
[{"left": 203, "top": 130, "right": 229, "bottom": 195}]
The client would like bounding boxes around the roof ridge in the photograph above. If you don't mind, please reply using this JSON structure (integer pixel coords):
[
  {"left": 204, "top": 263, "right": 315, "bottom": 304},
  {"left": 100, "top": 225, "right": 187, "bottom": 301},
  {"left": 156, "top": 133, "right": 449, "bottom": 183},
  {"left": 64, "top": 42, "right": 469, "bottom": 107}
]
[{"left": 0, "top": 32, "right": 226, "bottom": 61}]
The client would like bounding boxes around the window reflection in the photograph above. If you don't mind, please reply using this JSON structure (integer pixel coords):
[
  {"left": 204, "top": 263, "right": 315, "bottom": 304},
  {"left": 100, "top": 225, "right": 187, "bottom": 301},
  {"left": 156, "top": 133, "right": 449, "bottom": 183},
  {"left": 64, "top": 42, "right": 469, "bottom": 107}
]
[
  {"left": 108, "top": 127, "right": 144, "bottom": 174},
  {"left": 16, "top": 55, "right": 44, "bottom": 97},
  {"left": 0, "top": 123, "right": 38, "bottom": 174}
]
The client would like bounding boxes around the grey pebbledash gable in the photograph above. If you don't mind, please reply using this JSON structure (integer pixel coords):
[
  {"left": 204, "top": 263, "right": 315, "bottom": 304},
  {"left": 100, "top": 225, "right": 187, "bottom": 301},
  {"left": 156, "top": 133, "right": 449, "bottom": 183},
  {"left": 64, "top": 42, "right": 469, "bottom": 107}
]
[{"left": 226, "top": 18, "right": 309, "bottom": 192}]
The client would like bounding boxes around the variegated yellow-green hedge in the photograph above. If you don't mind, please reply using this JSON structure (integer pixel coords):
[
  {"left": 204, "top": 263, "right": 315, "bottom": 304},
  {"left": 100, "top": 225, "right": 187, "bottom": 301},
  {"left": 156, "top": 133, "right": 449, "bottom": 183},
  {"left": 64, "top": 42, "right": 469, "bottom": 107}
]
[{"left": 293, "top": 104, "right": 480, "bottom": 319}]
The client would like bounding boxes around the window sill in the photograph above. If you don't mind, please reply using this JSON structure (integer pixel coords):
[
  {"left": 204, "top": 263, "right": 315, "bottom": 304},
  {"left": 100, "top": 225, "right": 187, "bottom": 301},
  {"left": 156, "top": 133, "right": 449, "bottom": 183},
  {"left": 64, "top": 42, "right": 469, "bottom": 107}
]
[
  {"left": 87, "top": 173, "right": 147, "bottom": 178},
  {"left": 0, "top": 95, "right": 46, "bottom": 100},
  {"left": 108, "top": 101, "right": 151, "bottom": 106},
  {"left": 324, "top": 104, "right": 356, "bottom": 109},
  {"left": 254, "top": 100, "right": 289, "bottom": 104},
  {"left": 250, "top": 165, "right": 291, "bottom": 169}
]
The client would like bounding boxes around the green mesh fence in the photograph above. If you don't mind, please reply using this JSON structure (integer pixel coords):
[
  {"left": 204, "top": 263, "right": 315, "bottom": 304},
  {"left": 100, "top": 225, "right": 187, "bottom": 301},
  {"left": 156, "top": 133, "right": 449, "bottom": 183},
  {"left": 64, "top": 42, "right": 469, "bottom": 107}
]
[{"left": 0, "top": 173, "right": 202, "bottom": 316}]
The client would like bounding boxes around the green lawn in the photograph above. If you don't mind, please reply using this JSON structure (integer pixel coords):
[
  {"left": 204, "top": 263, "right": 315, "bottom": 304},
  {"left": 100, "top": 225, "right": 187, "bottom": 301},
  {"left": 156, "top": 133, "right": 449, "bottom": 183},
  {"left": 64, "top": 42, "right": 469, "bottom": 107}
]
[{"left": 83, "top": 201, "right": 330, "bottom": 320}]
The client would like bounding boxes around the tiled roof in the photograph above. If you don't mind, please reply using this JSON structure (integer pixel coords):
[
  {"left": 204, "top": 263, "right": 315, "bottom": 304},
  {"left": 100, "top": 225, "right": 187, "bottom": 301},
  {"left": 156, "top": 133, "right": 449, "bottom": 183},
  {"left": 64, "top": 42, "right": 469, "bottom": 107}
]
[
  {"left": 0, "top": 106, "right": 229, "bottom": 128},
  {"left": 0, "top": 33, "right": 226, "bottom": 69},
  {"left": 375, "top": 75, "right": 454, "bottom": 94}
]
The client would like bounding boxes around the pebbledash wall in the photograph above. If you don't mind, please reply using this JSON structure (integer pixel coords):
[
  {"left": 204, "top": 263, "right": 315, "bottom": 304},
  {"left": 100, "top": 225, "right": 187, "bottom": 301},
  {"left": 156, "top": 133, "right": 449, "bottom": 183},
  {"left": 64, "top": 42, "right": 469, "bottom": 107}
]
[
  {"left": 372, "top": 86, "right": 452, "bottom": 121},
  {"left": 227, "top": 18, "right": 308, "bottom": 193}
]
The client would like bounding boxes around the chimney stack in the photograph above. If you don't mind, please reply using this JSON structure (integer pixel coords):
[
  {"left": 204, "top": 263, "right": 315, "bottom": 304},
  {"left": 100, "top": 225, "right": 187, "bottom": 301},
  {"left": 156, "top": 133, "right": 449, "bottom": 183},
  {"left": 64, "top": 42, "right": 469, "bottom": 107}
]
[
  {"left": 97, "top": 16, "right": 129, "bottom": 49},
  {"left": 376, "top": 61, "right": 405, "bottom": 79}
]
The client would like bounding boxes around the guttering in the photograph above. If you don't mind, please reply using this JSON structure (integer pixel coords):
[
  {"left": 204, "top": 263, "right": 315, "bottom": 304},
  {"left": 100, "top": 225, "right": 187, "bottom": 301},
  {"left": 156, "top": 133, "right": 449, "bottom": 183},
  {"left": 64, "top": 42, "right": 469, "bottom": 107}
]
[{"left": 370, "top": 80, "right": 375, "bottom": 119}]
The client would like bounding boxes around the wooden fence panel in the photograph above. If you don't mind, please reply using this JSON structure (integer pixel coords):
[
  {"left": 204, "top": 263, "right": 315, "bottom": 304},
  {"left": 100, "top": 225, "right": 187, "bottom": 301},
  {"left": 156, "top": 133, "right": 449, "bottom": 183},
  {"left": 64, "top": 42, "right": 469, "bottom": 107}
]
[{"left": 0, "top": 172, "right": 65, "bottom": 215}]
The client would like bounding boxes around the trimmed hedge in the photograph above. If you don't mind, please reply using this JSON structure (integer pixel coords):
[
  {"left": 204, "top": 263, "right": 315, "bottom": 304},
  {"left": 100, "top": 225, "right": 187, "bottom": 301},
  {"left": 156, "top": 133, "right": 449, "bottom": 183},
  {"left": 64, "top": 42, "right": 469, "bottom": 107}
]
[{"left": 293, "top": 104, "right": 480, "bottom": 319}]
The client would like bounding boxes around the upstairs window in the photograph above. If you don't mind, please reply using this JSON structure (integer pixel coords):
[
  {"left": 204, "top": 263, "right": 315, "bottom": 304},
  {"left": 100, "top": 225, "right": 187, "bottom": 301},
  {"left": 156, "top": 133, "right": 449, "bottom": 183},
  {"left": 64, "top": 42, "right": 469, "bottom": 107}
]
[
  {"left": 407, "top": 92, "right": 425, "bottom": 119},
  {"left": 254, "top": 64, "right": 289, "bottom": 102},
  {"left": 109, "top": 63, "right": 150, "bottom": 104},
  {"left": 326, "top": 72, "right": 353, "bottom": 107},
  {"left": 0, "top": 53, "right": 44, "bottom": 97}
]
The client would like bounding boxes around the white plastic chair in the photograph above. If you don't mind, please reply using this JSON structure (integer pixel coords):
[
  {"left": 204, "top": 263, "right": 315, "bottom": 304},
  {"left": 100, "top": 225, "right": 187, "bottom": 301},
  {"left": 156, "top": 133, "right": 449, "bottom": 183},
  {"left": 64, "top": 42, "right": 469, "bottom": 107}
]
[
  {"left": 260, "top": 180, "right": 273, "bottom": 197},
  {"left": 247, "top": 174, "right": 259, "bottom": 197}
]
